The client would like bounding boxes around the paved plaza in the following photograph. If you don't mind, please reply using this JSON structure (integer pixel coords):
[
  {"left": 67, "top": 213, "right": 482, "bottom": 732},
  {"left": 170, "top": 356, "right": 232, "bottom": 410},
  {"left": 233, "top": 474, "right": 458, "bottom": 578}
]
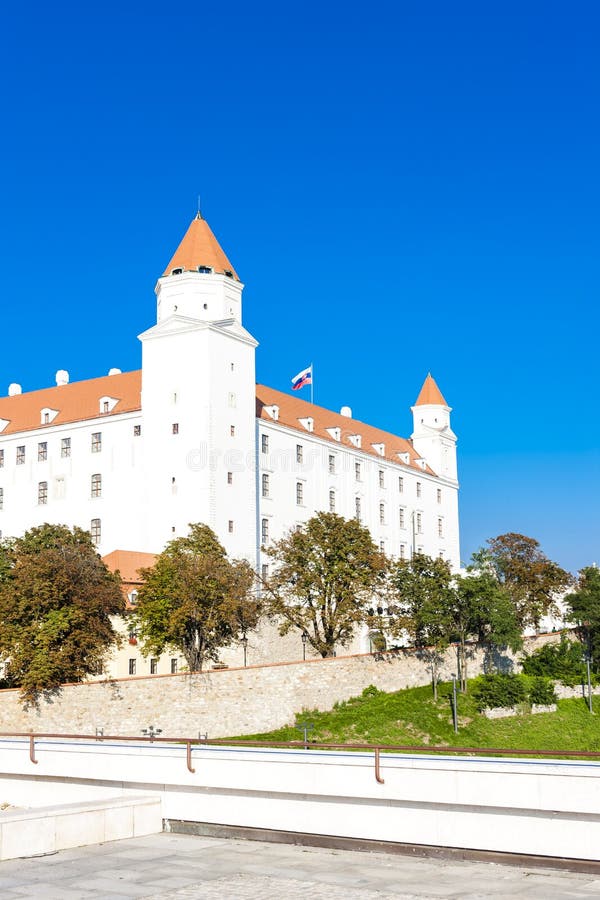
[{"left": 0, "top": 832, "right": 598, "bottom": 899}]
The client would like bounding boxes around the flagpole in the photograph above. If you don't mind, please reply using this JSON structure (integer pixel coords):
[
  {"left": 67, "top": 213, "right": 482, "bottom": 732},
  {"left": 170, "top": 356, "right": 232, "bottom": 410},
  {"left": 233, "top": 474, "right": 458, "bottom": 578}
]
[{"left": 310, "top": 362, "right": 314, "bottom": 405}]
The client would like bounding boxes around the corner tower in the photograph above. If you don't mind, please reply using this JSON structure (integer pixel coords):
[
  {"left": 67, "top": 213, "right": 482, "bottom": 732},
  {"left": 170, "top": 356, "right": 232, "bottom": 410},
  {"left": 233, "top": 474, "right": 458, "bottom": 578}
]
[
  {"left": 139, "top": 213, "right": 257, "bottom": 562},
  {"left": 410, "top": 374, "right": 457, "bottom": 481}
]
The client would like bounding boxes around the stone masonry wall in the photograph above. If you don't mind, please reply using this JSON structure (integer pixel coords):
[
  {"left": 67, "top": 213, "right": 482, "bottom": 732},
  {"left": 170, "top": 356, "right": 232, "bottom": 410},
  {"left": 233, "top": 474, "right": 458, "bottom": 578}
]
[{"left": 0, "top": 633, "right": 560, "bottom": 738}]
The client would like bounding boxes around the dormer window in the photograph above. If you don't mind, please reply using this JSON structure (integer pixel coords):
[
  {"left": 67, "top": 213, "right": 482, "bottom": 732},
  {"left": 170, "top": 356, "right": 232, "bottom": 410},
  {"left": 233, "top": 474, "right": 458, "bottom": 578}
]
[
  {"left": 298, "top": 416, "right": 314, "bottom": 432},
  {"left": 99, "top": 396, "right": 118, "bottom": 414},
  {"left": 348, "top": 434, "right": 362, "bottom": 448},
  {"left": 372, "top": 442, "right": 385, "bottom": 457},
  {"left": 264, "top": 405, "right": 279, "bottom": 421},
  {"left": 223, "top": 270, "right": 234, "bottom": 278},
  {"left": 40, "top": 407, "right": 59, "bottom": 425},
  {"left": 326, "top": 427, "right": 341, "bottom": 442},
  {"left": 198, "top": 265, "right": 212, "bottom": 274},
  {"left": 171, "top": 267, "right": 184, "bottom": 275},
  {"left": 397, "top": 451, "right": 410, "bottom": 465}
]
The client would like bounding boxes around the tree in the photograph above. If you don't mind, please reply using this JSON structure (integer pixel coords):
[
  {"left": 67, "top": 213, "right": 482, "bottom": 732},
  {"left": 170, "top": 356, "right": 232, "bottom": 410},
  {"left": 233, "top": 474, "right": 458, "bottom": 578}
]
[
  {"left": 263, "top": 512, "right": 386, "bottom": 658},
  {"left": 0, "top": 524, "right": 125, "bottom": 703},
  {"left": 387, "top": 554, "right": 455, "bottom": 699},
  {"left": 475, "top": 533, "right": 571, "bottom": 631},
  {"left": 135, "top": 523, "right": 259, "bottom": 672},
  {"left": 566, "top": 566, "right": 600, "bottom": 671}
]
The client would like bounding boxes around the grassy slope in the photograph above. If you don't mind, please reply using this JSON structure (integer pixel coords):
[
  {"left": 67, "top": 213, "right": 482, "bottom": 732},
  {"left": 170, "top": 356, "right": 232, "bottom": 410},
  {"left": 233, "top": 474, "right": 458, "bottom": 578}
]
[{"left": 236, "top": 681, "right": 600, "bottom": 752}]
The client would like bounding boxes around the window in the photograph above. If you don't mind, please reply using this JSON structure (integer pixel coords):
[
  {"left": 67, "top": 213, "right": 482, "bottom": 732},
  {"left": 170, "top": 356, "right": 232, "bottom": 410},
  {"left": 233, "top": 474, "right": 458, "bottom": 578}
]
[
  {"left": 227, "top": 471, "right": 233, "bottom": 484},
  {"left": 61, "top": 437, "right": 71, "bottom": 458},
  {"left": 128, "top": 659, "right": 136, "bottom": 676},
  {"left": 90, "top": 518, "right": 101, "bottom": 544},
  {"left": 438, "top": 517, "right": 443, "bottom": 538},
  {"left": 416, "top": 512, "right": 422, "bottom": 533},
  {"left": 0, "top": 449, "right": 4, "bottom": 468},
  {"left": 38, "top": 442, "right": 47, "bottom": 461},
  {"left": 328, "top": 454, "right": 336, "bottom": 474},
  {"left": 198, "top": 265, "right": 212, "bottom": 274},
  {"left": 134, "top": 425, "right": 141, "bottom": 436},
  {"left": 329, "top": 489, "right": 336, "bottom": 512},
  {"left": 378, "top": 470, "right": 385, "bottom": 488},
  {"left": 398, "top": 476, "right": 404, "bottom": 493},
  {"left": 150, "top": 659, "right": 158, "bottom": 674},
  {"left": 43, "top": 412, "right": 50, "bottom": 425},
  {"left": 416, "top": 481, "right": 422, "bottom": 498},
  {"left": 172, "top": 423, "right": 179, "bottom": 434},
  {"left": 228, "top": 392, "right": 236, "bottom": 408},
  {"left": 0, "top": 487, "right": 3, "bottom": 510},
  {"left": 91, "top": 473, "right": 102, "bottom": 498},
  {"left": 102, "top": 401, "right": 109, "bottom": 414},
  {"left": 228, "top": 520, "right": 234, "bottom": 533},
  {"left": 16, "top": 445, "right": 25, "bottom": 465},
  {"left": 296, "top": 482, "right": 304, "bottom": 505},
  {"left": 355, "top": 461, "right": 361, "bottom": 481},
  {"left": 261, "top": 518, "right": 269, "bottom": 544},
  {"left": 262, "top": 473, "right": 269, "bottom": 498},
  {"left": 399, "top": 507, "right": 405, "bottom": 529},
  {"left": 437, "top": 488, "right": 442, "bottom": 504},
  {"left": 230, "top": 425, "right": 235, "bottom": 437},
  {"left": 380, "top": 540, "right": 385, "bottom": 552},
  {"left": 129, "top": 590, "right": 138, "bottom": 605},
  {"left": 355, "top": 496, "right": 362, "bottom": 521},
  {"left": 296, "top": 444, "right": 303, "bottom": 464},
  {"left": 230, "top": 362, "right": 235, "bottom": 372},
  {"left": 261, "top": 563, "right": 269, "bottom": 579},
  {"left": 91, "top": 432, "right": 102, "bottom": 453},
  {"left": 261, "top": 434, "right": 269, "bottom": 454},
  {"left": 399, "top": 544, "right": 406, "bottom": 560},
  {"left": 38, "top": 481, "right": 48, "bottom": 505},
  {"left": 171, "top": 658, "right": 178, "bottom": 674},
  {"left": 379, "top": 502, "right": 385, "bottom": 525}
]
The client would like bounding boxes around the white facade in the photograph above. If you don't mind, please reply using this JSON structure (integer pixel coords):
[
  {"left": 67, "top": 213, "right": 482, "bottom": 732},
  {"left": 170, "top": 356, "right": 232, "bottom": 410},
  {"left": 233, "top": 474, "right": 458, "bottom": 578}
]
[{"left": 0, "top": 214, "right": 460, "bottom": 576}]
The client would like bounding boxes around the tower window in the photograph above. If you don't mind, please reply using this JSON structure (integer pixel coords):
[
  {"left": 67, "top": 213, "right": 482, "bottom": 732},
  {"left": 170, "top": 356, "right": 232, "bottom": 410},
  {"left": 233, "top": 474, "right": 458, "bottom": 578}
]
[
  {"left": 399, "top": 544, "right": 406, "bottom": 559},
  {"left": 134, "top": 425, "right": 141, "bottom": 436},
  {"left": 90, "top": 518, "right": 101, "bottom": 544},
  {"left": 438, "top": 517, "right": 444, "bottom": 538},
  {"left": 230, "top": 425, "right": 235, "bottom": 437},
  {"left": 261, "top": 434, "right": 269, "bottom": 454},
  {"left": 38, "top": 442, "right": 48, "bottom": 461},
  {"left": 329, "top": 489, "right": 335, "bottom": 512},
  {"left": 198, "top": 265, "right": 212, "bottom": 274},
  {"left": 296, "top": 482, "right": 304, "bottom": 505},
  {"left": 437, "top": 488, "right": 442, "bottom": 504},
  {"left": 91, "top": 432, "right": 102, "bottom": 453},
  {"left": 91, "top": 473, "right": 102, "bottom": 498},
  {"left": 0, "top": 449, "right": 4, "bottom": 468},
  {"left": 379, "top": 502, "right": 385, "bottom": 525},
  {"left": 227, "top": 472, "right": 233, "bottom": 484},
  {"left": 296, "top": 444, "right": 303, "bottom": 464},
  {"left": 16, "top": 446, "right": 25, "bottom": 465},
  {"left": 171, "top": 267, "right": 183, "bottom": 275},
  {"left": 399, "top": 507, "right": 405, "bottom": 529},
  {"left": 398, "top": 477, "right": 404, "bottom": 493},
  {"left": 328, "top": 454, "right": 336, "bottom": 474},
  {"left": 172, "top": 423, "right": 179, "bottom": 434},
  {"left": 262, "top": 474, "right": 270, "bottom": 498},
  {"left": 378, "top": 470, "right": 385, "bottom": 488},
  {"left": 0, "top": 487, "right": 3, "bottom": 509},
  {"left": 223, "top": 270, "right": 233, "bottom": 278},
  {"left": 61, "top": 437, "right": 71, "bottom": 458},
  {"left": 416, "top": 481, "right": 422, "bottom": 498},
  {"left": 416, "top": 512, "right": 422, "bottom": 533},
  {"left": 228, "top": 520, "right": 234, "bottom": 533},
  {"left": 355, "top": 496, "right": 362, "bottom": 522},
  {"left": 261, "top": 517, "right": 269, "bottom": 544},
  {"left": 355, "top": 462, "right": 361, "bottom": 481}
]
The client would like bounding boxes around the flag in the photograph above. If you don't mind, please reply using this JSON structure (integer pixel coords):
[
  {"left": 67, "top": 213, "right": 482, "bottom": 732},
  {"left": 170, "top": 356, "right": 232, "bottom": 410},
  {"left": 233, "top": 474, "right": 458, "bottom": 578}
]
[{"left": 291, "top": 365, "right": 312, "bottom": 391}]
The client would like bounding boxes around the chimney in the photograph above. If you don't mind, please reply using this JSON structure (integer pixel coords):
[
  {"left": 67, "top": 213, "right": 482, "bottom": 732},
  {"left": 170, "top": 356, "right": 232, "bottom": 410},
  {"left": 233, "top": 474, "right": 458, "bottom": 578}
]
[
  {"left": 340, "top": 406, "right": 352, "bottom": 418},
  {"left": 8, "top": 383, "right": 22, "bottom": 396},
  {"left": 108, "top": 368, "right": 122, "bottom": 376},
  {"left": 55, "top": 370, "right": 69, "bottom": 386}
]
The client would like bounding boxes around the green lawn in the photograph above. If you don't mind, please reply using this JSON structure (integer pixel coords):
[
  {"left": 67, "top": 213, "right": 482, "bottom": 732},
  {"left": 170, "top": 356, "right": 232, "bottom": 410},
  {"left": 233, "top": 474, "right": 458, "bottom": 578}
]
[{"left": 231, "top": 681, "right": 600, "bottom": 753}]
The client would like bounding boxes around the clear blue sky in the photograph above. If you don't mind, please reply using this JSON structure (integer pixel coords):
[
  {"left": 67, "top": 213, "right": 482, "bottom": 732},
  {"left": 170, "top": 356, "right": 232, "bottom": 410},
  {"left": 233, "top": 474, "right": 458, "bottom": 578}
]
[{"left": 0, "top": 1, "right": 598, "bottom": 572}]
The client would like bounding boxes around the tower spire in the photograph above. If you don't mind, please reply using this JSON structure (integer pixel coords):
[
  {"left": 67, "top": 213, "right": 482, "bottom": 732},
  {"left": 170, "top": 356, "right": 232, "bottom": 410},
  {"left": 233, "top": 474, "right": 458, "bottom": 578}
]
[{"left": 163, "top": 215, "right": 238, "bottom": 279}]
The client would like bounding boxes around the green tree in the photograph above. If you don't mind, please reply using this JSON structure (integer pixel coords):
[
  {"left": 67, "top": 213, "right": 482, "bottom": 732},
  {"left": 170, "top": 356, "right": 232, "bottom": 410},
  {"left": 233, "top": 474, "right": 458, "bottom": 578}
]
[
  {"left": 566, "top": 566, "right": 600, "bottom": 672},
  {"left": 475, "top": 533, "right": 572, "bottom": 631},
  {"left": 264, "top": 512, "right": 386, "bottom": 658},
  {"left": 135, "top": 523, "right": 258, "bottom": 672},
  {"left": 0, "top": 524, "right": 125, "bottom": 703}
]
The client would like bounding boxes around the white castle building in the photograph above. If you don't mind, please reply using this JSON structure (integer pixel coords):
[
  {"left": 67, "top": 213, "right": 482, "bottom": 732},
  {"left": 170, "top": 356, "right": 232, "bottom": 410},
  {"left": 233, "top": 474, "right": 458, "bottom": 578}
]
[{"left": 0, "top": 214, "right": 460, "bottom": 657}]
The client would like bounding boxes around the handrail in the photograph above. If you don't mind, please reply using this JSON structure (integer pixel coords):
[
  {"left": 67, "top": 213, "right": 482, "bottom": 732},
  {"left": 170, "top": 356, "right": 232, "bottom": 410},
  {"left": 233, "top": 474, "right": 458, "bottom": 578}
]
[{"left": 2, "top": 731, "right": 600, "bottom": 784}]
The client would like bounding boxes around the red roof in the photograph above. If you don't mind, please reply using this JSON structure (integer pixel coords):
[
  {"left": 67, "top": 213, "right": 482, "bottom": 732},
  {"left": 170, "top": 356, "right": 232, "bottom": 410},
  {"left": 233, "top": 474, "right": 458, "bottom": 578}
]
[
  {"left": 414, "top": 374, "right": 448, "bottom": 407},
  {"left": 162, "top": 214, "right": 239, "bottom": 280}
]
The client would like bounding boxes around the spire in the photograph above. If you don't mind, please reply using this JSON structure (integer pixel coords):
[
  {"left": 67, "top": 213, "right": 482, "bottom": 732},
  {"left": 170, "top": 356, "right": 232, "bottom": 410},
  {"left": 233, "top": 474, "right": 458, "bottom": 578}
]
[
  {"left": 414, "top": 373, "right": 448, "bottom": 407},
  {"left": 163, "top": 215, "right": 239, "bottom": 280}
]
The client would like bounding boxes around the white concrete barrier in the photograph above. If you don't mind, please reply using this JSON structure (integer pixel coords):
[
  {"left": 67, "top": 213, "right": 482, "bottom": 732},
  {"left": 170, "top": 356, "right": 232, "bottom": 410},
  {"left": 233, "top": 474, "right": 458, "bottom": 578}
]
[{"left": 0, "top": 738, "right": 599, "bottom": 861}]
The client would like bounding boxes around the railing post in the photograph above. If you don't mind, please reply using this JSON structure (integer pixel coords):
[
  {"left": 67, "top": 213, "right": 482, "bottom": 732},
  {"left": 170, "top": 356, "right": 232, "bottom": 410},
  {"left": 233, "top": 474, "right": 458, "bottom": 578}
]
[
  {"left": 374, "top": 747, "right": 384, "bottom": 784},
  {"left": 186, "top": 740, "right": 195, "bottom": 774},
  {"left": 29, "top": 734, "right": 38, "bottom": 765}
]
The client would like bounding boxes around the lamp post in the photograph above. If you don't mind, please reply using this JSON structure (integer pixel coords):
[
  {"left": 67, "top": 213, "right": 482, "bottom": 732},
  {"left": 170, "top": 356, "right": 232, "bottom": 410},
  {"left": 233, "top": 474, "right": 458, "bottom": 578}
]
[
  {"left": 301, "top": 630, "right": 308, "bottom": 661},
  {"left": 240, "top": 632, "right": 248, "bottom": 668},
  {"left": 582, "top": 621, "right": 594, "bottom": 715},
  {"left": 451, "top": 674, "right": 459, "bottom": 733}
]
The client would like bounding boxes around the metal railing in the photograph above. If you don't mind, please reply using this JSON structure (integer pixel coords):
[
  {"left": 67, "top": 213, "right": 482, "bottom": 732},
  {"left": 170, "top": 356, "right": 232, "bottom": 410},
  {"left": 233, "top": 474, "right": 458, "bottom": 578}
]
[{"left": 1, "top": 731, "right": 600, "bottom": 784}]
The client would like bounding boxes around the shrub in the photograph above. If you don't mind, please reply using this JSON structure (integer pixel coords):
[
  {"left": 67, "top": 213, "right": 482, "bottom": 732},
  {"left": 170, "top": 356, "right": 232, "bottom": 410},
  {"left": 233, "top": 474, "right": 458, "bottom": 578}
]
[
  {"left": 473, "top": 674, "right": 527, "bottom": 710},
  {"left": 361, "top": 684, "right": 382, "bottom": 699},
  {"left": 528, "top": 676, "right": 557, "bottom": 706},
  {"left": 520, "top": 638, "right": 590, "bottom": 685}
]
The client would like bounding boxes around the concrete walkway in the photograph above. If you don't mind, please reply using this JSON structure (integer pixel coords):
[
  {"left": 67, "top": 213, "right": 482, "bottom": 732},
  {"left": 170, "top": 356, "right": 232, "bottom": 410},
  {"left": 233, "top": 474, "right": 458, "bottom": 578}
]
[{"left": 0, "top": 833, "right": 598, "bottom": 899}]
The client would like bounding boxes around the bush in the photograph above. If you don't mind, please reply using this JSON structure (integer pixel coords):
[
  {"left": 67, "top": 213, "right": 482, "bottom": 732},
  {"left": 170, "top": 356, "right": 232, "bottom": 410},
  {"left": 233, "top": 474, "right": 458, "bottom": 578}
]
[
  {"left": 473, "top": 674, "right": 527, "bottom": 710},
  {"left": 528, "top": 676, "right": 557, "bottom": 706},
  {"left": 520, "top": 637, "right": 598, "bottom": 685}
]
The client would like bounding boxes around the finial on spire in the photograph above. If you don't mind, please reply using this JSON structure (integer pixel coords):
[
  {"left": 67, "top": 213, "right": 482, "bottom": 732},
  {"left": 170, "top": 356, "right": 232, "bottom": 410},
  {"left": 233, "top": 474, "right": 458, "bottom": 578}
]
[{"left": 196, "top": 194, "right": 202, "bottom": 219}]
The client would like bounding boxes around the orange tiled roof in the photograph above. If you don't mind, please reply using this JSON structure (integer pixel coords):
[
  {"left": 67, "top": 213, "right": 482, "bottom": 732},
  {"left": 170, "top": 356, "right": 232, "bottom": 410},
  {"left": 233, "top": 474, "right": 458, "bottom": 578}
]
[
  {"left": 103, "top": 549, "right": 157, "bottom": 585},
  {"left": 256, "top": 385, "right": 435, "bottom": 475},
  {"left": 162, "top": 214, "right": 239, "bottom": 280},
  {"left": 0, "top": 371, "right": 142, "bottom": 435},
  {"left": 414, "top": 373, "right": 448, "bottom": 407}
]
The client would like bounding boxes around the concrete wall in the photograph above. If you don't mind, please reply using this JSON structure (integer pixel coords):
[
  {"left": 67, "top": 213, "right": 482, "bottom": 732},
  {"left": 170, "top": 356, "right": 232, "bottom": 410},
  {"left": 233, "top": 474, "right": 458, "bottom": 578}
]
[
  {"left": 0, "top": 632, "right": 559, "bottom": 738},
  {"left": 0, "top": 737, "right": 599, "bottom": 861}
]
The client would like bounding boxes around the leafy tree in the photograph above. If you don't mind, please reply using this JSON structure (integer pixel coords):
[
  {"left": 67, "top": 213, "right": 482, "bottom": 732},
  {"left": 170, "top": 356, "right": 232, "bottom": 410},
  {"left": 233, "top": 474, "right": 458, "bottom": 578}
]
[
  {"left": 135, "top": 523, "right": 258, "bottom": 672},
  {"left": 566, "top": 566, "right": 600, "bottom": 672},
  {"left": 387, "top": 554, "right": 454, "bottom": 699},
  {"left": 0, "top": 524, "right": 125, "bottom": 703},
  {"left": 474, "top": 533, "right": 571, "bottom": 631},
  {"left": 521, "top": 635, "right": 589, "bottom": 683},
  {"left": 263, "top": 512, "right": 386, "bottom": 658}
]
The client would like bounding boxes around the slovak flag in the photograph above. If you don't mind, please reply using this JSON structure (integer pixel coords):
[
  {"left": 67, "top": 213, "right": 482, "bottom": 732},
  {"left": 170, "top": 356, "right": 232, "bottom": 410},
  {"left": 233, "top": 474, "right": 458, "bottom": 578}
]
[{"left": 291, "top": 365, "right": 312, "bottom": 391}]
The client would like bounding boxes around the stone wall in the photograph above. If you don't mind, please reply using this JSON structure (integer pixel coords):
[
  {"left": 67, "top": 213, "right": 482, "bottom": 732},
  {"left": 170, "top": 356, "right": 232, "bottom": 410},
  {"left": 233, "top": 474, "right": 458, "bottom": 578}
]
[{"left": 0, "top": 633, "right": 560, "bottom": 738}]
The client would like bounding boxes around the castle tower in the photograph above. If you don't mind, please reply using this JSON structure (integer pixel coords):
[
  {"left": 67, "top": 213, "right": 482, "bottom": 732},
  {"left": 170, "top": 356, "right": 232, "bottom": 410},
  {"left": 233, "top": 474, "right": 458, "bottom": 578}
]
[
  {"left": 139, "top": 214, "right": 258, "bottom": 561},
  {"left": 410, "top": 374, "right": 457, "bottom": 481}
]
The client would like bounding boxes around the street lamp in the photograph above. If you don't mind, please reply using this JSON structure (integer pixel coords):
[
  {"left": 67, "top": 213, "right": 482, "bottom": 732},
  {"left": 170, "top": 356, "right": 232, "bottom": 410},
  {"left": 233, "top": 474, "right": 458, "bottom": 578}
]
[
  {"left": 240, "top": 631, "right": 248, "bottom": 667},
  {"left": 301, "top": 630, "right": 308, "bottom": 661},
  {"left": 451, "top": 674, "right": 459, "bottom": 734}
]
